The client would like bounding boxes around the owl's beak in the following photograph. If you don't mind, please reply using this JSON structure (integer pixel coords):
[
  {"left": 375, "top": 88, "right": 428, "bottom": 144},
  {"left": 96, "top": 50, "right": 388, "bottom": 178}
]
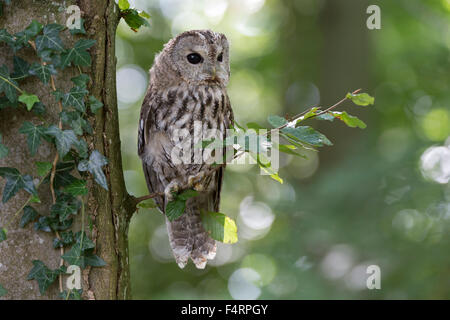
[{"left": 207, "top": 66, "right": 217, "bottom": 80}]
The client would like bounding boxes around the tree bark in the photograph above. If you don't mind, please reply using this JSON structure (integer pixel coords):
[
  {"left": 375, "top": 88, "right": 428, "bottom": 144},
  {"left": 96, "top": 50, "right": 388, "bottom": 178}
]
[{"left": 0, "top": 0, "right": 132, "bottom": 299}]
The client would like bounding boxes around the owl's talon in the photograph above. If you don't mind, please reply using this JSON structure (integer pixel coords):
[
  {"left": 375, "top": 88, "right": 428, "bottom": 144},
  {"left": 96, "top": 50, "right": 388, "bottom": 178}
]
[
  {"left": 187, "top": 172, "right": 206, "bottom": 190},
  {"left": 165, "top": 181, "right": 180, "bottom": 202}
]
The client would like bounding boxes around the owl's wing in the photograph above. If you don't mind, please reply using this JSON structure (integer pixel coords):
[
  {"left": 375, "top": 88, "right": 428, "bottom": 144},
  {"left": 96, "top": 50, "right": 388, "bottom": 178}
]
[{"left": 138, "top": 89, "right": 168, "bottom": 210}]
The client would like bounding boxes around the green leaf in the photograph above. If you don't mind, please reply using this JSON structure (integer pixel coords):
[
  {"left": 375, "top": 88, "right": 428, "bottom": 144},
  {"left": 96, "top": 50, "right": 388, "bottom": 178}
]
[
  {"left": 60, "top": 39, "right": 96, "bottom": 68},
  {"left": 281, "top": 126, "right": 332, "bottom": 147},
  {"left": 165, "top": 198, "right": 186, "bottom": 221},
  {"left": 0, "top": 133, "right": 8, "bottom": 159},
  {"left": 35, "top": 23, "right": 64, "bottom": 54},
  {"left": 274, "top": 143, "right": 307, "bottom": 158},
  {"left": 137, "top": 198, "right": 157, "bottom": 209},
  {"left": 58, "top": 86, "right": 89, "bottom": 113},
  {"left": 19, "top": 121, "right": 47, "bottom": 156},
  {"left": 51, "top": 193, "right": 81, "bottom": 222},
  {"left": 316, "top": 113, "right": 335, "bottom": 121},
  {"left": 201, "top": 211, "right": 238, "bottom": 244},
  {"left": 0, "top": 167, "right": 37, "bottom": 202},
  {"left": 0, "top": 284, "right": 7, "bottom": 297},
  {"left": 118, "top": 0, "right": 130, "bottom": 10},
  {"left": 30, "top": 194, "right": 41, "bottom": 203},
  {"left": 346, "top": 92, "right": 375, "bottom": 106},
  {"left": 84, "top": 254, "right": 106, "bottom": 267},
  {"left": 0, "top": 64, "right": 19, "bottom": 102},
  {"left": 122, "top": 9, "right": 150, "bottom": 31},
  {"left": 71, "top": 73, "right": 90, "bottom": 87},
  {"left": 11, "top": 56, "right": 31, "bottom": 80},
  {"left": 62, "top": 232, "right": 105, "bottom": 268},
  {"left": 77, "top": 150, "right": 109, "bottom": 190},
  {"left": 27, "top": 260, "right": 66, "bottom": 294},
  {"left": 331, "top": 111, "right": 367, "bottom": 129},
  {"left": 0, "top": 28, "right": 15, "bottom": 47},
  {"left": 45, "top": 125, "right": 78, "bottom": 158},
  {"left": 53, "top": 230, "right": 74, "bottom": 248},
  {"left": 29, "top": 62, "right": 56, "bottom": 84},
  {"left": 139, "top": 10, "right": 151, "bottom": 19},
  {"left": 35, "top": 161, "right": 52, "bottom": 177},
  {"left": 177, "top": 189, "right": 199, "bottom": 200},
  {"left": 13, "top": 20, "right": 43, "bottom": 51},
  {"left": 246, "top": 122, "right": 265, "bottom": 131},
  {"left": 64, "top": 179, "right": 88, "bottom": 196},
  {"left": 0, "top": 227, "right": 6, "bottom": 242},
  {"left": 18, "top": 92, "right": 40, "bottom": 111},
  {"left": 20, "top": 205, "right": 39, "bottom": 228},
  {"left": 89, "top": 95, "right": 103, "bottom": 113},
  {"left": 268, "top": 115, "right": 288, "bottom": 128}
]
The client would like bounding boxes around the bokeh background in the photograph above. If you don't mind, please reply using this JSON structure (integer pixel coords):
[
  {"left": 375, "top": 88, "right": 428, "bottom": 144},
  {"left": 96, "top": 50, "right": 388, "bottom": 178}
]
[{"left": 116, "top": 0, "right": 450, "bottom": 299}]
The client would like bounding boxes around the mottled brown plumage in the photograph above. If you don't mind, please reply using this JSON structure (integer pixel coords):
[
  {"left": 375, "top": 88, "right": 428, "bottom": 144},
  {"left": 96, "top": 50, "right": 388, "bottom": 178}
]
[{"left": 138, "top": 30, "right": 234, "bottom": 268}]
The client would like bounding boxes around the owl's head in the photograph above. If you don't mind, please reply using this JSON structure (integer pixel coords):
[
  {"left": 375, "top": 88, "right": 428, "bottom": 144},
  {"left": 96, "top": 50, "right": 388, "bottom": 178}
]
[{"left": 158, "top": 30, "right": 230, "bottom": 86}]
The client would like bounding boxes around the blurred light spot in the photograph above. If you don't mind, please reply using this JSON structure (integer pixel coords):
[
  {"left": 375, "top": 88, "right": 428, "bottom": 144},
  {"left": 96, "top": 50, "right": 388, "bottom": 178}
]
[
  {"left": 426, "top": 202, "right": 450, "bottom": 220},
  {"left": 208, "top": 242, "right": 233, "bottom": 267},
  {"left": 289, "top": 149, "right": 319, "bottom": 179},
  {"left": 267, "top": 274, "right": 297, "bottom": 297},
  {"left": 238, "top": 196, "right": 275, "bottom": 240},
  {"left": 240, "top": 0, "right": 265, "bottom": 14},
  {"left": 420, "top": 142, "right": 450, "bottom": 184},
  {"left": 117, "top": 65, "right": 148, "bottom": 107},
  {"left": 255, "top": 175, "right": 296, "bottom": 203},
  {"left": 228, "top": 268, "right": 262, "bottom": 300},
  {"left": 149, "top": 224, "right": 173, "bottom": 263},
  {"left": 159, "top": 0, "right": 191, "bottom": 19},
  {"left": 285, "top": 81, "right": 320, "bottom": 110},
  {"left": 294, "top": 256, "right": 313, "bottom": 271},
  {"left": 242, "top": 254, "right": 276, "bottom": 285},
  {"left": 344, "top": 263, "right": 370, "bottom": 291},
  {"left": 320, "top": 244, "right": 355, "bottom": 280},
  {"left": 412, "top": 95, "right": 432, "bottom": 116},
  {"left": 392, "top": 209, "right": 431, "bottom": 242},
  {"left": 421, "top": 109, "right": 450, "bottom": 141},
  {"left": 204, "top": 0, "right": 228, "bottom": 21},
  {"left": 171, "top": 12, "right": 209, "bottom": 36},
  {"left": 115, "top": 37, "right": 135, "bottom": 67},
  {"left": 377, "top": 127, "right": 411, "bottom": 162}
]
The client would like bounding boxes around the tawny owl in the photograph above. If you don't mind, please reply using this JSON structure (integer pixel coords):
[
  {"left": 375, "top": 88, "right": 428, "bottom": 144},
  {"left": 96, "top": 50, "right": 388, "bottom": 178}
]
[{"left": 138, "top": 30, "right": 234, "bottom": 269}]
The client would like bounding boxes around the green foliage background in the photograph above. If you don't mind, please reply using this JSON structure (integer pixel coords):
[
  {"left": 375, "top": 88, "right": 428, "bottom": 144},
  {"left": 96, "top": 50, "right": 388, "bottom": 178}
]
[{"left": 117, "top": 0, "right": 450, "bottom": 299}]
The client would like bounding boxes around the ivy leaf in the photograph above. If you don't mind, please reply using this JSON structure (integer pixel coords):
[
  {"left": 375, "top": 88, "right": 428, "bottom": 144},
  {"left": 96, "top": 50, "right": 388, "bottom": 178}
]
[
  {"left": 0, "top": 227, "right": 6, "bottom": 242},
  {"left": 60, "top": 39, "right": 96, "bottom": 68},
  {"left": 19, "top": 121, "right": 47, "bottom": 156},
  {"left": 69, "top": 18, "right": 86, "bottom": 35},
  {"left": 35, "top": 161, "right": 52, "bottom": 177},
  {"left": 62, "top": 232, "right": 105, "bottom": 268},
  {"left": 0, "top": 284, "right": 7, "bottom": 297},
  {"left": 18, "top": 92, "right": 40, "bottom": 111},
  {"left": 20, "top": 205, "right": 39, "bottom": 228},
  {"left": 0, "top": 28, "right": 14, "bottom": 47},
  {"left": 200, "top": 211, "right": 238, "bottom": 244},
  {"left": 77, "top": 150, "right": 109, "bottom": 190},
  {"left": 64, "top": 179, "right": 88, "bottom": 196},
  {"left": 60, "top": 111, "right": 87, "bottom": 135},
  {"left": 121, "top": 9, "right": 150, "bottom": 32},
  {"left": 51, "top": 193, "right": 81, "bottom": 222},
  {"left": 0, "top": 64, "right": 18, "bottom": 102},
  {"left": 71, "top": 73, "right": 90, "bottom": 87},
  {"left": 13, "top": 20, "right": 43, "bottom": 51},
  {"left": 118, "top": 0, "right": 130, "bottom": 10},
  {"left": 53, "top": 230, "right": 74, "bottom": 248},
  {"left": 0, "top": 133, "right": 8, "bottom": 159},
  {"left": 281, "top": 126, "right": 332, "bottom": 147},
  {"left": 11, "top": 56, "right": 31, "bottom": 80},
  {"left": 35, "top": 23, "right": 64, "bottom": 54},
  {"left": 268, "top": 115, "right": 288, "bottom": 128},
  {"left": 58, "top": 86, "right": 89, "bottom": 113},
  {"left": 29, "top": 62, "right": 56, "bottom": 84},
  {"left": 346, "top": 92, "right": 375, "bottom": 106},
  {"left": 51, "top": 162, "right": 78, "bottom": 188},
  {"left": 0, "top": 167, "right": 37, "bottom": 202},
  {"left": 27, "top": 260, "right": 66, "bottom": 294},
  {"left": 24, "top": 20, "right": 43, "bottom": 38},
  {"left": 165, "top": 190, "right": 198, "bottom": 221},
  {"left": 330, "top": 111, "right": 367, "bottom": 129},
  {"left": 89, "top": 95, "right": 103, "bottom": 113},
  {"left": 45, "top": 125, "right": 78, "bottom": 158}
]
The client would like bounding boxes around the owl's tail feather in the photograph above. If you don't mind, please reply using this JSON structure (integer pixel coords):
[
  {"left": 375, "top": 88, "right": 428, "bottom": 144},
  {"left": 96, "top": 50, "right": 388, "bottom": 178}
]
[{"left": 166, "top": 207, "right": 216, "bottom": 269}]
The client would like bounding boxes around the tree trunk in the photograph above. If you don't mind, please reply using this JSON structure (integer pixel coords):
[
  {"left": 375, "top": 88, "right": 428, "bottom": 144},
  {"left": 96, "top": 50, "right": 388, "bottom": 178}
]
[{"left": 0, "top": 0, "right": 133, "bottom": 299}]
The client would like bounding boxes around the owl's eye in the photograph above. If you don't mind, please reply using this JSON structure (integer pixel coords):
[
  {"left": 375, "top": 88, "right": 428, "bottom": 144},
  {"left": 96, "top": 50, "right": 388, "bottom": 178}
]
[
  {"left": 217, "top": 53, "right": 223, "bottom": 62},
  {"left": 187, "top": 53, "right": 203, "bottom": 64}
]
